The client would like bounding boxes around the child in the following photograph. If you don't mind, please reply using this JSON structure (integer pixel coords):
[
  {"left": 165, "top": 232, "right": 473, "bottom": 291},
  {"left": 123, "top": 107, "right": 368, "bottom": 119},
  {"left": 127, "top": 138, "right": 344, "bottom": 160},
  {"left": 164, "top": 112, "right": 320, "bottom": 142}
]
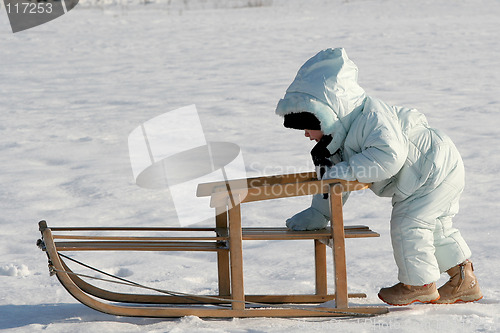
[{"left": 275, "top": 48, "right": 482, "bottom": 306}]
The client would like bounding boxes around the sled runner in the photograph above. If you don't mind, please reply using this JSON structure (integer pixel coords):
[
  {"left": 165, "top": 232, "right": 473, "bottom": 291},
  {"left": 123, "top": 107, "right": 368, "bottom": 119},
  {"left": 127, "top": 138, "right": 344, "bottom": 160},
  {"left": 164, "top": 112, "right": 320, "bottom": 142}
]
[{"left": 37, "top": 171, "right": 388, "bottom": 317}]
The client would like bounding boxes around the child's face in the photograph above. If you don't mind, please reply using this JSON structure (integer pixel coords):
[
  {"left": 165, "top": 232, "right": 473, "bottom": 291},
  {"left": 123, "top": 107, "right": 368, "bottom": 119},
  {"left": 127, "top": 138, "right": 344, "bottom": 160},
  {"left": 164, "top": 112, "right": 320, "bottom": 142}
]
[{"left": 304, "top": 129, "right": 324, "bottom": 142}]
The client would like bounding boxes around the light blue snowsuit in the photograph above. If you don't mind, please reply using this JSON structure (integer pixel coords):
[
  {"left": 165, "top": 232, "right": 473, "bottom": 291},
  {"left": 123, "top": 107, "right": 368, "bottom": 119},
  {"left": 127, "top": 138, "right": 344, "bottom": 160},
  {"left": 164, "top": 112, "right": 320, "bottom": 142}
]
[{"left": 276, "top": 48, "right": 471, "bottom": 285}]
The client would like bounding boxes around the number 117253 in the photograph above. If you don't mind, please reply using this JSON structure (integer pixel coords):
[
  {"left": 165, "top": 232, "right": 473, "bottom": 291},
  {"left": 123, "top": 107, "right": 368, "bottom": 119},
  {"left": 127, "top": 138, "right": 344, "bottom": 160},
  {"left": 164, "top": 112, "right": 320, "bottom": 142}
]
[{"left": 6, "top": 2, "right": 53, "bottom": 14}]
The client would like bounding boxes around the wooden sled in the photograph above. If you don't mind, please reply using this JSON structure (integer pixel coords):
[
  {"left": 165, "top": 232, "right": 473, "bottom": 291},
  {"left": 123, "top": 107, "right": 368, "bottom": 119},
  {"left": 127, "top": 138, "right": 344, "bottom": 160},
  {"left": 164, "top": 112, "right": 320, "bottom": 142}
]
[{"left": 37, "top": 171, "right": 388, "bottom": 318}]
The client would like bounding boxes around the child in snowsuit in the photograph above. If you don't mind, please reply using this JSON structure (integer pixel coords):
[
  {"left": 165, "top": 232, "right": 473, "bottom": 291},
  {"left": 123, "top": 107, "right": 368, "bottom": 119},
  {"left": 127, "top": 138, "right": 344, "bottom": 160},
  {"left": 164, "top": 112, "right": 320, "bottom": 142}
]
[{"left": 276, "top": 48, "right": 482, "bottom": 306}]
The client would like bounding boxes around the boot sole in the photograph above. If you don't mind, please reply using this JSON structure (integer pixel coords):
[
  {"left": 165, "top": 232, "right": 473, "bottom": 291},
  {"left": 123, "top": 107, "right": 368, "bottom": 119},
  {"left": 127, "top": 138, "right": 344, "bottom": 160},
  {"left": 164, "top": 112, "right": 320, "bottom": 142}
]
[
  {"left": 432, "top": 295, "right": 483, "bottom": 304},
  {"left": 378, "top": 293, "right": 440, "bottom": 306}
]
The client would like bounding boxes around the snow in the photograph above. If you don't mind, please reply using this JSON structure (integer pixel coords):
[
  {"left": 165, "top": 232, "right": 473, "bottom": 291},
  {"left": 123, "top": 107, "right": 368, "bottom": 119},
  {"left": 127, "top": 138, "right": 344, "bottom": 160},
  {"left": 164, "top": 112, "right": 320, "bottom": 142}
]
[{"left": 1, "top": 0, "right": 499, "bottom": 331}]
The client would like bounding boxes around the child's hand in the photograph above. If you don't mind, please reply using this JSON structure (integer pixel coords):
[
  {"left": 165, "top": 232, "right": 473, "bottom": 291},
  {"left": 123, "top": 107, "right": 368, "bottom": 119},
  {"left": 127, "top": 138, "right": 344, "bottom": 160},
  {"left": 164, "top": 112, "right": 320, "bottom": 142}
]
[
  {"left": 311, "top": 134, "right": 333, "bottom": 167},
  {"left": 286, "top": 194, "right": 331, "bottom": 231},
  {"left": 311, "top": 135, "right": 334, "bottom": 179},
  {"left": 286, "top": 207, "right": 329, "bottom": 231}
]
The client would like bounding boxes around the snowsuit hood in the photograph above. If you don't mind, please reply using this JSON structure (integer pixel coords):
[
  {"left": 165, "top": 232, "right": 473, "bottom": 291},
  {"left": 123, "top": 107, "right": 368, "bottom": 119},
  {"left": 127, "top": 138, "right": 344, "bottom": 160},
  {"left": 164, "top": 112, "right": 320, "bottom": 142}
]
[{"left": 276, "top": 48, "right": 366, "bottom": 153}]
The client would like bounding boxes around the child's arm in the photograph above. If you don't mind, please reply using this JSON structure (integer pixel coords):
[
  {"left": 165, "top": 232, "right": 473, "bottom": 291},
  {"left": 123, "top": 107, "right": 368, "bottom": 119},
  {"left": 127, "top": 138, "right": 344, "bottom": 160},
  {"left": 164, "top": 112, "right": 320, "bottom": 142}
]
[{"left": 323, "top": 109, "right": 408, "bottom": 183}]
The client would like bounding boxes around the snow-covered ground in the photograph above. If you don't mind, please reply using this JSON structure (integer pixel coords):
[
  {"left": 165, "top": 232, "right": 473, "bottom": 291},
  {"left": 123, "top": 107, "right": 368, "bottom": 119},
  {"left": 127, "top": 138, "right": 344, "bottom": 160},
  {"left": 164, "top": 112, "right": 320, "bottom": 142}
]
[{"left": 1, "top": 0, "right": 499, "bottom": 331}]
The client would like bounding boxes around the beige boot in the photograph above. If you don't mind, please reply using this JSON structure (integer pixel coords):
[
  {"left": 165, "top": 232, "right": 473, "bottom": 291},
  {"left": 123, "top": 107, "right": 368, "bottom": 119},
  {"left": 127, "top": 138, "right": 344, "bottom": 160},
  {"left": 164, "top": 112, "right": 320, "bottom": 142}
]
[
  {"left": 378, "top": 282, "right": 440, "bottom": 306},
  {"left": 433, "top": 260, "right": 483, "bottom": 304}
]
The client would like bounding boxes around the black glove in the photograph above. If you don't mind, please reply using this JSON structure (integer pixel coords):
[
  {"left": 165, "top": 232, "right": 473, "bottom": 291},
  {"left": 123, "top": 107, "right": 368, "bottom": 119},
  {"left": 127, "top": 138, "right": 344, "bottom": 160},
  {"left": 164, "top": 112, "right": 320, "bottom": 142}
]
[
  {"left": 311, "top": 134, "right": 333, "bottom": 179},
  {"left": 311, "top": 135, "right": 334, "bottom": 199}
]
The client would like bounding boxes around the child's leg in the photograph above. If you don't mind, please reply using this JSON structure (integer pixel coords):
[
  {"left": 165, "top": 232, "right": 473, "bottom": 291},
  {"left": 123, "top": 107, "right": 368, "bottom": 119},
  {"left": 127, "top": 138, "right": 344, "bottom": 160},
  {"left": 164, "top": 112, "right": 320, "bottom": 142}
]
[
  {"left": 391, "top": 191, "right": 471, "bottom": 284},
  {"left": 381, "top": 183, "right": 467, "bottom": 305},
  {"left": 391, "top": 178, "right": 471, "bottom": 286},
  {"left": 434, "top": 209, "right": 471, "bottom": 273},
  {"left": 431, "top": 139, "right": 471, "bottom": 272},
  {"left": 381, "top": 204, "right": 443, "bottom": 305},
  {"left": 390, "top": 209, "right": 441, "bottom": 286},
  {"left": 433, "top": 195, "right": 481, "bottom": 304}
]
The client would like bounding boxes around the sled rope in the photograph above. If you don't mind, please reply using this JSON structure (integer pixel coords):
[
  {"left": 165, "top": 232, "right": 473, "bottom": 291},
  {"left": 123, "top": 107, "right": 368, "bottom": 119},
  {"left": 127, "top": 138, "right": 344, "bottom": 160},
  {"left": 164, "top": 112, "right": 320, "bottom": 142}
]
[
  {"left": 56, "top": 253, "right": 216, "bottom": 306},
  {"left": 53, "top": 253, "right": 376, "bottom": 317}
]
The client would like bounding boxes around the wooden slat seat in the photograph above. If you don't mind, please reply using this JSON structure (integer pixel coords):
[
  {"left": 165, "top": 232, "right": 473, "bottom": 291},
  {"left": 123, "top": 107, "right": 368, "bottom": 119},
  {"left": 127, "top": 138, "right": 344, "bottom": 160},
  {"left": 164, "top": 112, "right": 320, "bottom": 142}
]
[
  {"left": 51, "top": 225, "right": 378, "bottom": 252},
  {"left": 50, "top": 227, "right": 229, "bottom": 252},
  {"left": 241, "top": 226, "right": 378, "bottom": 241},
  {"left": 214, "top": 226, "right": 378, "bottom": 241},
  {"left": 54, "top": 240, "right": 228, "bottom": 252}
]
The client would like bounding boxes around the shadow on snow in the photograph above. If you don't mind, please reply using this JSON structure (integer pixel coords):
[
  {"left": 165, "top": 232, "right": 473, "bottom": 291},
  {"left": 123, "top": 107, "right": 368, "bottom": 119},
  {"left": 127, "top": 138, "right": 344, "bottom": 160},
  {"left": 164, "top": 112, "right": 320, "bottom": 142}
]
[{"left": 0, "top": 303, "right": 173, "bottom": 329}]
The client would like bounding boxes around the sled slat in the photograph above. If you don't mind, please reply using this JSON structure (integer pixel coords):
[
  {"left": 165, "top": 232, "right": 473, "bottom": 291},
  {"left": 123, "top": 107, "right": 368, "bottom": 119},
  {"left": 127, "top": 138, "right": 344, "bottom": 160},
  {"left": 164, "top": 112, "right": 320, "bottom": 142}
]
[
  {"left": 53, "top": 235, "right": 228, "bottom": 241},
  {"left": 196, "top": 171, "right": 317, "bottom": 197},
  {"left": 208, "top": 179, "right": 370, "bottom": 208},
  {"left": 241, "top": 226, "right": 378, "bottom": 241},
  {"left": 49, "top": 227, "right": 216, "bottom": 232},
  {"left": 54, "top": 241, "right": 228, "bottom": 252}
]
